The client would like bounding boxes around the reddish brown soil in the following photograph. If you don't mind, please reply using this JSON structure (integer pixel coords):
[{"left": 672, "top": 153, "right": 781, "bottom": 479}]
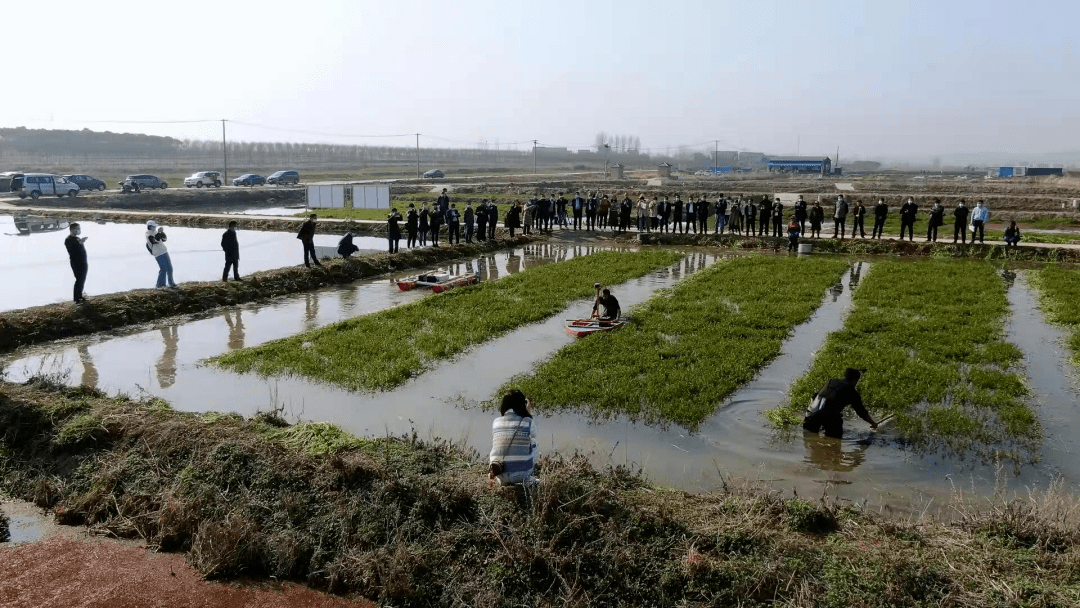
[{"left": 0, "top": 535, "right": 374, "bottom": 608}]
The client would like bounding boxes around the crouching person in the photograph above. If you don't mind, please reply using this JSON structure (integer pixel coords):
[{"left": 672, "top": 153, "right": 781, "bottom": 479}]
[
  {"left": 489, "top": 389, "right": 538, "bottom": 487},
  {"left": 803, "top": 368, "right": 879, "bottom": 439}
]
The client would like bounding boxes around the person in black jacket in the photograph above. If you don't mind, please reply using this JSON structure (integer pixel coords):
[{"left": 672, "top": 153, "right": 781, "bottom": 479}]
[
  {"left": 745, "top": 198, "right": 757, "bottom": 235},
  {"left": 476, "top": 202, "right": 488, "bottom": 242},
  {"left": 809, "top": 201, "right": 824, "bottom": 238},
  {"left": 672, "top": 195, "right": 684, "bottom": 234},
  {"left": 585, "top": 192, "right": 598, "bottom": 230},
  {"left": 620, "top": 196, "right": 633, "bottom": 233},
  {"left": 446, "top": 203, "right": 461, "bottom": 245},
  {"left": 423, "top": 204, "right": 436, "bottom": 247},
  {"left": 570, "top": 192, "right": 585, "bottom": 230},
  {"left": 794, "top": 195, "right": 808, "bottom": 235},
  {"left": 803, "top": 368, "right": 879, "bottom": 439},
  {"left": 953, "top": 200, "right": 969, "bottom": 244},
  {"left": 337, "top": 231, "right": 359, "bottom": 259},
  {"left": 926, "top": 199, "right": 945, "bottom": 242},
  {"left": 221, "top": 220, "right": 241, "bottom": 280},
  {"left": 698, "top": 196, "right": 710, "bottom": 233},
  {"left": 899, "top": 197, "right": 918, "bottom": 241},
  {"left": 436, "top": 188, "right": 450, "bottom": 215},
  {"left": 297, "top": 214, "right": 321, "bottom": 267},
  {"left": 871, "top": 198, "right": 888, "bottom": 239},
  {"left": 852, "top": 200, "right": 866, "bottom": 238},
  {"left": 771, "top": 198, "right": 785, "bottom": 237},
  {"left": 387, "top": 208, "right": 402, "bottom": 253},
  {"left": 418, "top": 204, "right": 430, "bottom": 246},
  {"left": 758, "top": 196, "right": 771, "bottom": 236},
  {"left": 65, "top": 223, "right": 88, "bottom": 303},
  {"left": 464, "top": 203, "right": 475, "bottom": 243},
  {"left": 406, "top": 204, "right": 419, "bottom": 248},
  {"left": 488, "top": 203, "right": 499, "bottom": 240}
]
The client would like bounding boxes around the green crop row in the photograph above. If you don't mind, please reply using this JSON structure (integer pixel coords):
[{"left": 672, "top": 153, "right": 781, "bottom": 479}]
[
  {"left": 507, "top": 256, "right": 850, "bottom": 430},
  {"left": 212, "top": 250, "right": 682, "bottom": 391},
  {"left": 1030, "top": 265, "right": 1080, "bottom": 366},
  {"left": 770, "top": 260, "right": 1037, "bottom": 457}
]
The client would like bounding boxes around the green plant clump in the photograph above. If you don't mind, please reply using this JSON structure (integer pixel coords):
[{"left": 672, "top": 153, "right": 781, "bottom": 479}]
[
  {"left": 213, "top": 250, "right": 682, "bottom": 391},
  {"left": 509, "top": 256, "right": 849, "bottom": 429},
  {"left": 1030, "top": 265, "right": 1080, "bottom": 366},
  {"left": 770, "top": 260, "right": 1037, "bottom": 458}
]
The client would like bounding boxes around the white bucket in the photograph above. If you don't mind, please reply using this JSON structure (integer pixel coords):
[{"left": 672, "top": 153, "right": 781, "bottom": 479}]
[{"left": 798, "top": 243, "right": 813, "bottom": 254}]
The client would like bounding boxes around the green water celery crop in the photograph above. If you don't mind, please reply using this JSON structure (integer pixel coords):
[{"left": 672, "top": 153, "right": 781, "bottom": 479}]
[
  {"left": 1031, "top": 265, "right": 1080, "bottom": 366},
  {"left": 770, "top": 260, "right": 1037, "bottom": 458},
  {"left": 509, "top": 256, "right": 849, "bottom": 429},
  {"left": 213, "top": 250, "right": 682, "bottom": 391}
]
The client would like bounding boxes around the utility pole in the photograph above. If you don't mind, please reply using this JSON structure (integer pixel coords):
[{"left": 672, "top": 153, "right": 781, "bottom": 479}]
[
  {"left": 416, "top": 134, "right": 421, "bottom": 179},
  {"left": 836, "top": 146, "right": 840, "bottom": 175},
  {"left": 714, "top": 140, "right": 718, "bottom": 175},
  {"left": 533, "top": 140, "right": 538, "bottom": 174},
  {"left": 221, "top": 119, "right": 228, "bottom": 184}
]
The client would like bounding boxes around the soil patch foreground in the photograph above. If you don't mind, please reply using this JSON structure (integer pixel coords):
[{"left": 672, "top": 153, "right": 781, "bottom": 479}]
[{"left": 0, "top": 533, "right": 372, "bottom": 608}]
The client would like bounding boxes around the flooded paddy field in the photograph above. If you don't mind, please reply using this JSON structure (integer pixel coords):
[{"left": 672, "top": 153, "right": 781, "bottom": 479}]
[
  {"left": 3, "top": 242, "right": 1080, "bottom": 513},
  {"left": 0, "top": 215, "right": 383, "bottom": 311}
]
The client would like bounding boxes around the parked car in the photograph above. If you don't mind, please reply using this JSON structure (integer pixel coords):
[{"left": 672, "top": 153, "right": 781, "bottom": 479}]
[
  {"left": 266, "top": 170, "right": 299, "bottom": 186},
  {"left": 422, "top": 169, "right": 445, "bottom": 179},
  {"left": 62, "top": 174, "right": 107, "bottom": 191},
  {"left": 184, "top": 171, "right": 223, "bottom": 188},
  {"left": 232, "top": 174, "right": 265, "bottom": 187},
  {"left": 121, "top": 175, "right": 168, "bottom": 190},
  {"left": 12, "top": 173, "right": 80, "bottom": 199}
]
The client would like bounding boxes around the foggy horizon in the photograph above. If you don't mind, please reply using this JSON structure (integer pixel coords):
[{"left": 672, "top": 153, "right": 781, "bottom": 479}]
[{"left": 5, "top": 0, "right": 1078, "bottom": 166}]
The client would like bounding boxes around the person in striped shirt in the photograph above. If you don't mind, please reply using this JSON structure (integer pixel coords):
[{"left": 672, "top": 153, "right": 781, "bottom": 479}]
[{"left": 489, "top": 389, "right": 538, "bottom": 487}]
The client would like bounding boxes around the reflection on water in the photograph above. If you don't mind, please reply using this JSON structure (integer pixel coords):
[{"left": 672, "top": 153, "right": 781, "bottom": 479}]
[
  {"left": 803, "top": 432, "right": 869, "bottom": 473},
  {"left": 156, "top": 326, "right": 179, "bottom": 389},
  {"left": 304, "top": 293, "right": 320, "bottom": 330},
  {"left": 848, "top": 261, "right": 865, "bottom": 289},
  {"left": 77, "top": 344, "right": 97, "bottom": 388},
  {"left": 224, "top": 310, "right": 246, "bottom": 350}
]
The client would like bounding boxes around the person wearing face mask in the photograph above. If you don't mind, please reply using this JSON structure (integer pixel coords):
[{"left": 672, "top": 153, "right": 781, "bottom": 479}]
[
  {"left": 971, "top": 200, "right": 990, "bottom": 244},
  {"left": 65, "top": 222, "right": 89, "bottom": 304},
  {"left": 832, "top": 194, "right": 849, "bottom": 239},
  {"left": 899, "top": 197, "right": 918, "bottom": 241},
  {"left": 871, "top": 198, "right": 889, "bottom": 239},
  {"left": 926, "top": 199, "right": 945, "bottom": 242},
  {"left": 953, "top": 200, "right": 970, "bottom": 244}
]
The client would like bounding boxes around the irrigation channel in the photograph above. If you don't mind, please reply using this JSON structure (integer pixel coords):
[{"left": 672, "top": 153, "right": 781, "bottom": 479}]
[
  {"left": 0, "top": 214, "right": 383, "bottom": 311},
  {"left": 3, "top": 245, "right": 1080, "bottom": 512}
]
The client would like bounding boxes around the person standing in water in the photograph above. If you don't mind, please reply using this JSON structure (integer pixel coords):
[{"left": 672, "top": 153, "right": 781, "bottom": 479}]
[
  {"left": 65, "top": 222, "right": 88, "bottom": 304},
  {"left": 221, "top": 220, "right": 241, "bottom": 280},
  {"left": 803, "top": 368, "right": 879, "bottom": 438}
]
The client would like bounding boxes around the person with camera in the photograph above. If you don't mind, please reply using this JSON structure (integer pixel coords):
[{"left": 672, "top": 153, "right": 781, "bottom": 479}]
[
  {"left": 387, "top": 208, "right": 403, "bottom": 253},
  {"left": 489, "top": 389, "right": 538, "bottom": 487},
  {"left": 145, "top": 220, "right": 176, "bottom": 288}
]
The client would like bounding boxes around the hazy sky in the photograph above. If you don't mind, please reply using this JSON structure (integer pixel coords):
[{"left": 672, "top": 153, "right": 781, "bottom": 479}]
[{"left": 8, "top": 0, "right": 1078, "bottom": 161}]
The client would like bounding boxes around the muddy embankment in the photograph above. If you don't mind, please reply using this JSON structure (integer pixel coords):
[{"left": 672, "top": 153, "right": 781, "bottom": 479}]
[
  {"left": 24, "top": 208, "right": 393, "bottom": 236},
  {"left": 8, "top": 186, "right": 306, "bottom": 213},
  {"left": 0, "top": 235, "right": 537, "bottom": 354},
  {"left": 631, "top": 231, "right": 1080, "bottom": 262},
  {"left": 1, "top": 379, "right": 1078, "bottom": 607}
]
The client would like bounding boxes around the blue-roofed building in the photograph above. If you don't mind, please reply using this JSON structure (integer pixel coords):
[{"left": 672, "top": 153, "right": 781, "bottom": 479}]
[{"left": 767, "top": 156, "right": 833, "bottom": 175}]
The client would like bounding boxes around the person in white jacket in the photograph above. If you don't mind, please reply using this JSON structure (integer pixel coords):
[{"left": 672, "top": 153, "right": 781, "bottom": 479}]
[
  {"left": 971, "top": 200, "right": 990, "bottom": 244},
  {"left": 489, "top": 389, "right": 538, "bottom": 487},
  {"left": 145, "top": 221, "right": 176, "bottom": 288}
]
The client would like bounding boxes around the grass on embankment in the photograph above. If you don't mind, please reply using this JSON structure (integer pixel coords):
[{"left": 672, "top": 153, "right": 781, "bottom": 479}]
[
  {"left": 2, "top": 379, "right": 1078, "bottom": 607},
  {"left": 0, "top": 236, "right": 535, "bottom": 354},
  {"left": 769, "top": 260, "right": 1038, "bottom": 458},
  {"left": 1030, "top": 265, "right": 1080, "bottom": 366},
  {"left": 213, "top": 250, "right": 682, "bottom": 391},
  {"left": 509, "top": 256, "right": 849, "bottom": 429}
]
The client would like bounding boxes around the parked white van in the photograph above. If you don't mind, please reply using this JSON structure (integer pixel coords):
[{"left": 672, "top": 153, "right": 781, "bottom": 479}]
[{"left": 12, "top": 173, "right": 80, "bottom": 199}]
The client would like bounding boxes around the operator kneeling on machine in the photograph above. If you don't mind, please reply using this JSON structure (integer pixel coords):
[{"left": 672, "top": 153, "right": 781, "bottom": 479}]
[
  {"left": 803, "top": 368, "right": 879, "bottom": 438},
  {"left": 591, "top": 282, "right": 621, "bottom": 322}
]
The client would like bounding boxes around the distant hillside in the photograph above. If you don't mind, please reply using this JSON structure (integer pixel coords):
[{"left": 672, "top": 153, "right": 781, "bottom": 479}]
[{"left": 0, "top": 127, "right": 183, "bottom": 155}]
